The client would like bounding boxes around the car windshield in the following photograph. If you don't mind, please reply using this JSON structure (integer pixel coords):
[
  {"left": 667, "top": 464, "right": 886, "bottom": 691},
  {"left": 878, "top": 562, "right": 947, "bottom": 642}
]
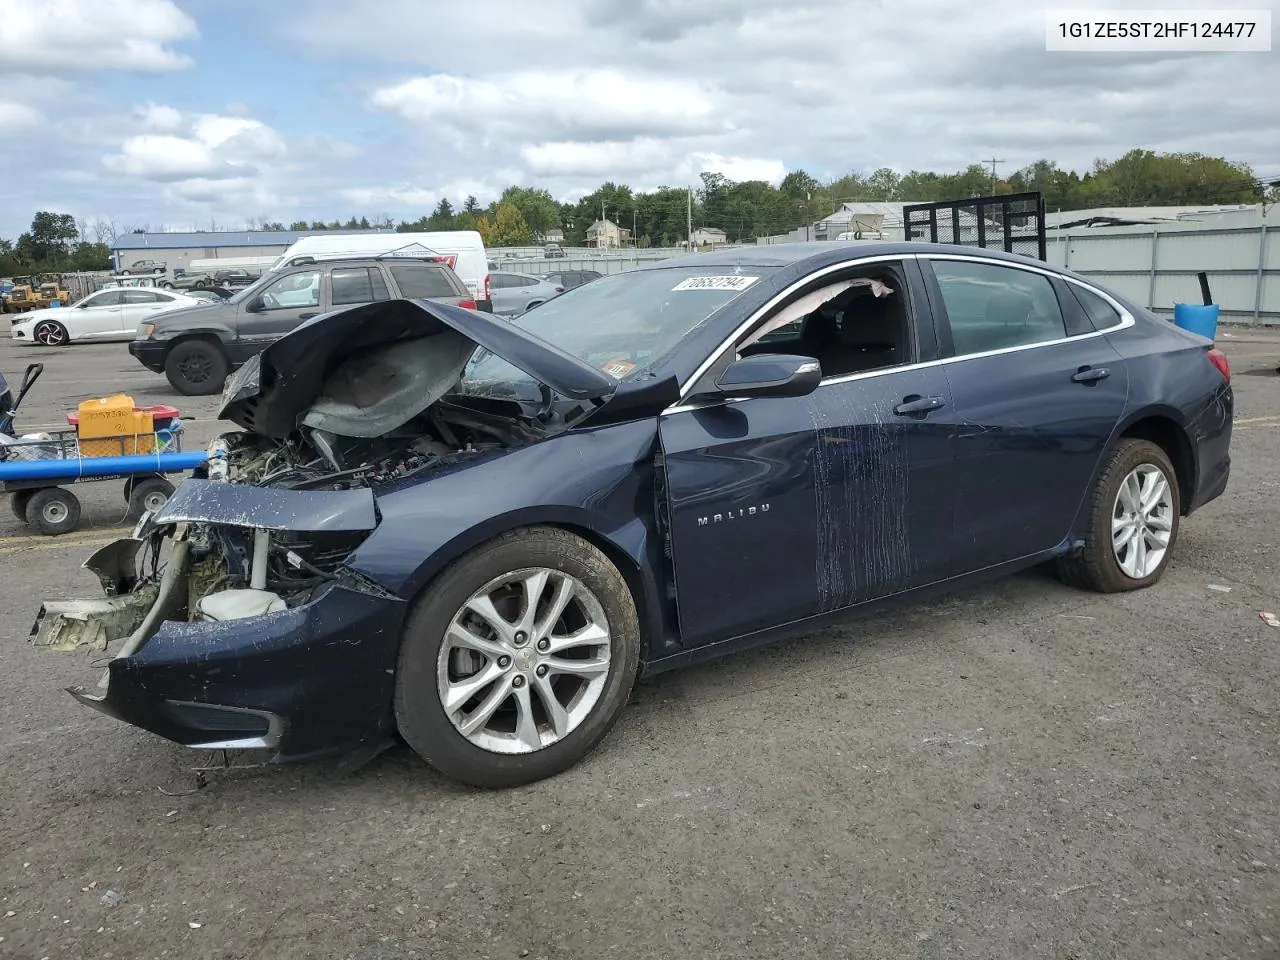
[
  {"left": 458, "top": 265, "right": 775, "bottom": 401},
  {"left": 225, "top": 273, "right": 275, "bottom": 304}
]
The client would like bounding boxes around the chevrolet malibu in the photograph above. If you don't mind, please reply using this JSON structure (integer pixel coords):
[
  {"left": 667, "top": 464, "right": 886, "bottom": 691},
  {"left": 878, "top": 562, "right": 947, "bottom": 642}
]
[{"left": 31, "top": 242, "right": 1232, "bottom": 788}]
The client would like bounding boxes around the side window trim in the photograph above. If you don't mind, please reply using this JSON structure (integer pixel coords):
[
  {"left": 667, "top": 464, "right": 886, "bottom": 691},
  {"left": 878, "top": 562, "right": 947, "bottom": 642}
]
[
  {"left": 666, "top": 253, "right": 1137, "bottom": 412},
  {"left": 924, "top": 256, "right": 1070, "bottom": 358},
  {"left": 692, "top": 260, "right": 920, "bottom": 392},
  {"left": 1063, "top": 277, "right": 1126, "bottom": 332}
]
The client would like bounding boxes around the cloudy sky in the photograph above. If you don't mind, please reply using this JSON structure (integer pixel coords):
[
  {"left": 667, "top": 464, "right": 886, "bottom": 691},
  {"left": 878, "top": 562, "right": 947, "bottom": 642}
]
[{"left": 0, "top": 0, "right": 1277, "bottom": 237}]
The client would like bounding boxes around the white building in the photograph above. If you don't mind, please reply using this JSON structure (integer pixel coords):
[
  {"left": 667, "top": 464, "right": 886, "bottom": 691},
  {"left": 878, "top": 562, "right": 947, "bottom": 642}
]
[{"left": 691, "top": 227, "right": 728, "bottom": 246}]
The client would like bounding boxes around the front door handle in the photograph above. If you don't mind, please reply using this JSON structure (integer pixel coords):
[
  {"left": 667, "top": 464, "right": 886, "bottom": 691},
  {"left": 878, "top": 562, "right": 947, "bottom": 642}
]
[
  {"left": 298, "top": 312, "right": 318, "bottom": 320},
  {"left": 1072, "top": 366, "right": 1110, "bottom": 384},
  {"left": 893, "top": 395, "right": 946, "bottom": 416}
]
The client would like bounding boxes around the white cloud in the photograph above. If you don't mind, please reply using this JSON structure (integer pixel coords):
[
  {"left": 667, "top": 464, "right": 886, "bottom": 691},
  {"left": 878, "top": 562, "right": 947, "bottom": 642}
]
[
  {"left": 0, "top": 101, "right": 44, "bottom": 127},
  {"left": 372, "top": 69, "right": 728, "bottom": 143},
  {"left": 0, "top": 0, "right": 197, "bottom": 75},
  {"left": 103, "top": 109, "right": 287, "bottom": 181},
  {"left": 135, "top": 102, "right": 183, "bottom": 130},
  {"left": 295, "top": 0, "right": 1280, "bottom": 193}
]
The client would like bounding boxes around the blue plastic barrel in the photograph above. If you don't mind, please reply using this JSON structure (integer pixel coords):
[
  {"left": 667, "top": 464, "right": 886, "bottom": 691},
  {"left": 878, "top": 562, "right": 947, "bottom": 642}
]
[{"left": 1173, "top": 303, "right": 1219, "bottom": 341}]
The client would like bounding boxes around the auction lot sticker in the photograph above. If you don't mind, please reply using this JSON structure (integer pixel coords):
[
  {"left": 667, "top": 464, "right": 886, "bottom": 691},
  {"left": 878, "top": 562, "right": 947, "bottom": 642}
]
[{"left": 672, "top": 276, "right": 760, "bottom": 292}]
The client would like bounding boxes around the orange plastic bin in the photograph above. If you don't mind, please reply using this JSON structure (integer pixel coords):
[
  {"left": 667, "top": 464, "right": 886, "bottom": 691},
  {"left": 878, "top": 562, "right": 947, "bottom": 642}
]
[{"left": 67, "top": 396, "right": 180, "bottom": 457}]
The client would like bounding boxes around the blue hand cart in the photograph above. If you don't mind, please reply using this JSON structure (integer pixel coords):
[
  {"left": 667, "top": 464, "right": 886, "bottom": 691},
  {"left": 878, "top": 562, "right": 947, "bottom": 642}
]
[{"left": 0, "top": 363, "right": 207, "bottom": 535}]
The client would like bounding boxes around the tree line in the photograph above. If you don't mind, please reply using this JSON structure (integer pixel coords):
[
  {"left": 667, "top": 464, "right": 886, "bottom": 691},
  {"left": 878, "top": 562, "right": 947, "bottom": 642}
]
[{"left": 4, "top": 150, "right": 1274, "bottom": 276}]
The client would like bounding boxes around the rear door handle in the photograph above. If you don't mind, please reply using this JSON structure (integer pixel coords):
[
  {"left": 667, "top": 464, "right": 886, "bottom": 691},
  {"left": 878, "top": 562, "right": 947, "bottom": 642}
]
[
  {"left": 298, "top": 313, "right": 318, "bottom": 320},
  {"left": 893, "top": 395, "right": 946, "bottom": 416},
  {"left": 1072, "top": 366, "right": 1110, "bottom": 384}
]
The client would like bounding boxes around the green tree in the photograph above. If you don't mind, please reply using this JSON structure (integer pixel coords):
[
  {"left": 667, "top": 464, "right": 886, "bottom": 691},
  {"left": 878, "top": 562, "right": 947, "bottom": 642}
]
[
  {"left": 427, "top": 198, "right": 456, "bottom": 230},
  {"left": 498, "top": 186, "right": 560, "bottom": 238},
  {"left": 486, "top": 203, "right": 534, "bottom": 247},
  {"left": 18, "top": 211, "right": 78, "bottom": 265},
  {"left": 463, "top": 196, "right": 482, "bottom": 215}
]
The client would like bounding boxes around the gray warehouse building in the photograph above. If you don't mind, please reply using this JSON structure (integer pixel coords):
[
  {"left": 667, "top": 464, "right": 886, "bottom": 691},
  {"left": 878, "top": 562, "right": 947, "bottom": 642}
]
[{"left": 110, "top": 228, "right": 394, "bottom": 274}]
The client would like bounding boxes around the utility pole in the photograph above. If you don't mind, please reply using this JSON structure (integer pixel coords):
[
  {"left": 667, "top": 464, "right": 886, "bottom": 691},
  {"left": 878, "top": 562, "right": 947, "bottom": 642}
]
[
  {"left": 600, "top": 199, "right": 606, "bottom": 249},
  {"left": 985, "top": 157, "right": 1005, "bottom": 194},
  {"left": 687, "top": 187, "right": 693, "bottom": 251}
]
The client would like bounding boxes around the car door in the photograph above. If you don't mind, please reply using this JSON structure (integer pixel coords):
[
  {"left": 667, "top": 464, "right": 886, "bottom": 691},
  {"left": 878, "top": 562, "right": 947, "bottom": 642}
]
[
  {"left": 71, "top": 290, "right": 125, "bottom": 338},
  {"left": 658, "top": 259, "right": 956, "bottom": 648},
  {"left": 240, "top": 268, "right": 322, "bottom": 344},
  {"left": 922, "top": 256, "right": 1131, "bottom": 573},
  {"left": 489, "top": 273, "right": 523, "bottom": 315},
  {"left": 120, "top": 289, "right": 173, "bottom": 336}
]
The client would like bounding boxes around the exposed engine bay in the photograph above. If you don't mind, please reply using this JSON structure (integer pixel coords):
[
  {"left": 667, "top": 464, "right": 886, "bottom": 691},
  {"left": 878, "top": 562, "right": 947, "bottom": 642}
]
[{"left": 32, "top": 296, "right": 618, "bottom": 653}]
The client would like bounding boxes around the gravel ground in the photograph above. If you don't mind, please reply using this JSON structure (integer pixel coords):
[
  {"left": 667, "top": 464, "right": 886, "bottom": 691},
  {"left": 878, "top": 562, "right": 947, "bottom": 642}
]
[{"left": 1, "top": 326, "right": 1279, "bottom": 960}]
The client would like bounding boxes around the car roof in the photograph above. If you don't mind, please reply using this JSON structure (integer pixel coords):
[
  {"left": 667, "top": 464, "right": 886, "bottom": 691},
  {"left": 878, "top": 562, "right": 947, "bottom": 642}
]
[
  {"left": 632, "top": 241, "right": 1054, "bottom": 272},
  {"left": 283, "top": 256, "right": 453, "bottom": 270}
]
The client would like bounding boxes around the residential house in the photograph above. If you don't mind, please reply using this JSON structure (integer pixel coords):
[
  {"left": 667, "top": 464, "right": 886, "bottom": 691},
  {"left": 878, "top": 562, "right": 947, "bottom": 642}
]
[
  {"left": 585, "top": 219, "right": 630, "bottom": 248},
  {"left": 691, "top": 227, "right": 728, "bottom": 246}
]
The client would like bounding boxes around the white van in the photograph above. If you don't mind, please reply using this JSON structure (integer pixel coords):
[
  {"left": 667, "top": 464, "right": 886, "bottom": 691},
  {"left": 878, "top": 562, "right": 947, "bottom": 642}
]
[{"left": 269, "top": 231, "right": 492, "bottom": 311}]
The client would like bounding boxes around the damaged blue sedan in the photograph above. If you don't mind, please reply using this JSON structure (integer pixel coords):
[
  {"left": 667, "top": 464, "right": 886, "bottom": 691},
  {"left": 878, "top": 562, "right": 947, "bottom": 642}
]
[{"left": 31, "top": 242, "right": 1233, "bottom": 787}]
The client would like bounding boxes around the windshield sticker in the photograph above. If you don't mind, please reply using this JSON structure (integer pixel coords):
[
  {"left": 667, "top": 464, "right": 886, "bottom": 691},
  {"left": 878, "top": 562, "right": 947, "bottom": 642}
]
[
  {"left": 671, "top": 275, "right": 759, "bottom": 292},
  {"left": 602, "top": 358, "right": 636, "bottom": 379}
]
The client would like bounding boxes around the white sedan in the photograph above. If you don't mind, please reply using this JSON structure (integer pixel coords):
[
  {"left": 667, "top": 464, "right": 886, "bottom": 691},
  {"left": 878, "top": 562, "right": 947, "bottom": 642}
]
[{"left": 10, "top": 288, "right": 204, "bottom": 346}]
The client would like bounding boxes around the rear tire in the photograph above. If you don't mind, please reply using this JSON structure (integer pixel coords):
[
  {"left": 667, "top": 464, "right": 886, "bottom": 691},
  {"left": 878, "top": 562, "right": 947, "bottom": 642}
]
[
  {"left": 1055, "top": 439, "right": 1180, "bottom": 593},
  {"left": 394, "top": 526, "right": 641, "bottom": 788},
  {"left": 164, "top": 339, "right": 229, "bottom": 396},
  {"left": 25, "top": 487, "right": 81, "bottom": 536},
  {"left": 124, "top": 476, "right": 176, "bottom": 519},
  {"left": 10, "top": 490, "right": 33, "bottom": 521}
]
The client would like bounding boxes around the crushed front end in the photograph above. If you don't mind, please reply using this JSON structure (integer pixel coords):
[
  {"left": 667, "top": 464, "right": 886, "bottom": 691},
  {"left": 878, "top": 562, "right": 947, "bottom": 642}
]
[
  {"left": 30, "top": 420, "right": 513, "bottom": 761},
  {"left": 28, "top": 297, "right": 612, "bottom": 762}
]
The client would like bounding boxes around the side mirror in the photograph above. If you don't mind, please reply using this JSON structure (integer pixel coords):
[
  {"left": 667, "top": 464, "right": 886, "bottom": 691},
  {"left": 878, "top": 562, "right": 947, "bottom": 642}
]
[
  {"left": 711, "top": 353, "right": 821, "bottom": 400},
  {"left": 244, "top": 297, "right": 263, "bottom": 313}
]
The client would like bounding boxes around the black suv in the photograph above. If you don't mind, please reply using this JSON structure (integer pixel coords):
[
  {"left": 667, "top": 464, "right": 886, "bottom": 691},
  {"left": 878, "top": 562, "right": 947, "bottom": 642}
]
[{"left": 129, "top": 258, "right": 476, "bottom": 396}]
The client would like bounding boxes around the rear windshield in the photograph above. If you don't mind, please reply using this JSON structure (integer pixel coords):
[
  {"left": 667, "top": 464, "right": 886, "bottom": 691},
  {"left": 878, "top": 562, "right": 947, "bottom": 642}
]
[{"left": 389, "top": 262, "right": 467, "bottom": 299}]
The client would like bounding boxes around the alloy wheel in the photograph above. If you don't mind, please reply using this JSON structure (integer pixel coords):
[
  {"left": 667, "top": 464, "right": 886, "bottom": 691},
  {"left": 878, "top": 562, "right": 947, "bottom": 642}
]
[
  {"left": 437, "top": 567, "right": 612, "bottom": 755},
  {"left": 1111, "top": 463, "right": 1174, "bottom": 579},
  {"left": 35, "top": 322, "right": 65, "bottom": 345}
]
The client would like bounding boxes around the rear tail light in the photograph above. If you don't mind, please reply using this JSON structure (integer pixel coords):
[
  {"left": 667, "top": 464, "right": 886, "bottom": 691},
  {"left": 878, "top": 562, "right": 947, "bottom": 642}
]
[
  {"left": 1207, "top": 347, "right": 1231, "bottom": 382},
  {"left": 483, "top": 274, "right": 491, "bottom": 302},
  {"left": 458, "top": 299, "right": 477, "bottom": 310}
]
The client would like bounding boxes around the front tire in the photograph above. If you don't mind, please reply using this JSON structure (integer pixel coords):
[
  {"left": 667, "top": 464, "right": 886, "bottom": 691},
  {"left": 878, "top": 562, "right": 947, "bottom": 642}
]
[
  {"left": 394, "top": 527, "right": 641, "bottom": 788},
  {"left": 1055, "top": 439, "right": 1180, "bottom": 593},
  {"left": 164, "top": 339, "right": 229, "bottom": 395},
  {"left": 33, "top": 319, "right": 69, "bottom": 346}
]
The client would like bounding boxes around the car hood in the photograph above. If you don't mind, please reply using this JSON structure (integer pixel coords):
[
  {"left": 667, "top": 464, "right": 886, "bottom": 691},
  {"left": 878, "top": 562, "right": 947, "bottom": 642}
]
[
  {"left": 217, "top": 297, "right": 617, "bottom": 439},
  {"left": 150, "top": 300, "right": 236, "bottom": 328}
]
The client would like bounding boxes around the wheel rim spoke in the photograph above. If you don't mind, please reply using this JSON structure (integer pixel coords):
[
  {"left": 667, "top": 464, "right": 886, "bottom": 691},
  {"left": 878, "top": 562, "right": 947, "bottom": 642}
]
[
  {"left": 1118, "top": 474, "right": 1141, "bottom": 514},
  {"left": 537, "top": 575, "right": 575, "bottom": 638},
  {"left": 543, "top": 655, "right": 610, "bottom": 679},
  {"left": 533, "top": 674, "right": 570, "bottom": 738},
  {"left": 512, "top": 685, "right": 542, "bottom": 750},
  {"left": 458, "top": 676, "right": 514, "bottom": 737},
  {"left": 444, "top": 660, "right": 505, "bottom": 713},
  {"left": 464, "top": 594, "right": 514, "bottom": 644},
  {"left": 543, "top": 622, "right": 609, "bottom": 656},
  {"left": 1140, "top": 473, "right": 1167, "bottom": 513},
  {"left": 514, "top": 569, "right": 550, "bottom": 638},
  {"left": 446, "top": 622, "right": 508, "bottom": 660}
]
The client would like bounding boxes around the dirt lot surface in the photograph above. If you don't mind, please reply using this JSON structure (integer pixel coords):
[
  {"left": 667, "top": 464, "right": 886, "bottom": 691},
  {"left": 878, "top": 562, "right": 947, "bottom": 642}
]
[{"left": 1, "top": 325, "right": 1279, "bottom": 960}]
